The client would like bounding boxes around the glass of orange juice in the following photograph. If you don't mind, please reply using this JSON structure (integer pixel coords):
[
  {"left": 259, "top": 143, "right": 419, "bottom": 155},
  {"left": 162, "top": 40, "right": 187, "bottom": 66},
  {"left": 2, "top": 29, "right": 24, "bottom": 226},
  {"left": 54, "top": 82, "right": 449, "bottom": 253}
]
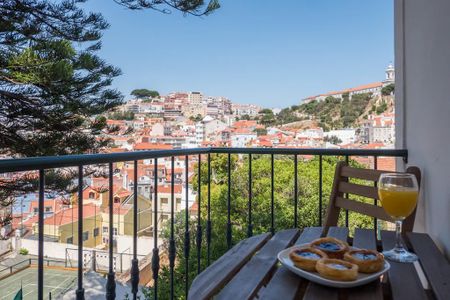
[{"left": 378, "top": 173, "right": 419, "bottom": 262}]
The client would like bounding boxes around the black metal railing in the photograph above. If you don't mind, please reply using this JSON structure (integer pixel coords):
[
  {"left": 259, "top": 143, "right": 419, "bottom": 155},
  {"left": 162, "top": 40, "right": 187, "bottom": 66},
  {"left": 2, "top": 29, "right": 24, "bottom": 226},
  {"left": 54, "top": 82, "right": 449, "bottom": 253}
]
[{"left": 0, "top": 147, "right": 407, "bottom": 300}]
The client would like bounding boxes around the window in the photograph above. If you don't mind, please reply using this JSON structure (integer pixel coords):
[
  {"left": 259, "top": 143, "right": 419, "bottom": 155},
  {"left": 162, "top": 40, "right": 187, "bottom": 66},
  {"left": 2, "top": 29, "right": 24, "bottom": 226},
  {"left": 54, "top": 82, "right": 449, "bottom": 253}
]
[
  {"left": 89, "top": 192, "right": 95, "bottom": 199},
  {"left": 161, "top": 198, "right": 168, "bottom": 204},
  {"left": 113, "top": 227, "right": 118, "bottom": 236},
  {"left": 67, "top": 237, "right": 73, "bottom": 244},
  {"left": 93, "top": 227, "right": 99, "bottom": 237},
  {"left": 161, "top": 214, "right": 169, "bottom": 221},
  {"left": 176, "top": 198, "right": 181, "bottom": 205},
  {"left": 34, "top": 208, "right": 38, "bottom": 213},
  {"left": 114, "top": 197, "right": 120, "bottom": 203},
  {"left": 45, "top": 206, "right": 51, "bottom": 212},
  {"left": 82, "top": 231, "right": 89, "bottom": 241},
  {"left": 102, "top": 237, "right": 108, "bottom": 244},
  {"left": 103, "top": 226, "right": 108, "bottom": 233}
]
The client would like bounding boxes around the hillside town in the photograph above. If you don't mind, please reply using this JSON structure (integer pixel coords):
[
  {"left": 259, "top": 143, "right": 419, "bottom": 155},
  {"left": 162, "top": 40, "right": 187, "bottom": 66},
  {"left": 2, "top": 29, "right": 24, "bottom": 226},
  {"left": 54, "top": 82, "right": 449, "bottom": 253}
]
[{"left": 0, "top": 64, "right": 397, "bottom": 289}]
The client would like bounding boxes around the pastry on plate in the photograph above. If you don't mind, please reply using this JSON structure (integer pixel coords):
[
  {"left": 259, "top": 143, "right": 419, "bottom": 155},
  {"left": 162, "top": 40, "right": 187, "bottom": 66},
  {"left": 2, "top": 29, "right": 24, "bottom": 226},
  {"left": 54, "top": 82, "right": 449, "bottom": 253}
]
[
  {"left": 316, "top": 258, "right": 359, "bottom": 281},
  {"left": 344, "top": 249, "right": 384, "bottom": 273},
  {"left": 289, "top": 246, "right": 328, "bottom": 271},
  {"left": 311, "top": 237, "right": 348, "bottom": 259}
]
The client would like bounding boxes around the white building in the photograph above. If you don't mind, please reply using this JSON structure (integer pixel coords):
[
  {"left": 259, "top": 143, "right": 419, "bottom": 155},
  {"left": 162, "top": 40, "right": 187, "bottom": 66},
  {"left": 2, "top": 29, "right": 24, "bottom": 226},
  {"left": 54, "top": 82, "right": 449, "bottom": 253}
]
[
  {"left": 324, "top": 129, "right": 356, "bottom": 145},
  {"left": 188, "top": 92, "right": 203, "bottom": 105},
  {"left": 231, "top": 129, "right": 257, "bottom": 148},
  {"left": 302, "top": 64, "right": 394, "bottom": 103}
]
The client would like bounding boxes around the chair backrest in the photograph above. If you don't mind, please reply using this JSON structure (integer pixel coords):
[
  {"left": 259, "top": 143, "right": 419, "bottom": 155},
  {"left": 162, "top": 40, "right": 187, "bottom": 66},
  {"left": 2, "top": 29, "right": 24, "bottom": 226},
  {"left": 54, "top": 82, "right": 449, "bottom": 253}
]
[{"left": 324, "top": 161, "right": 421, "bottom": 233}]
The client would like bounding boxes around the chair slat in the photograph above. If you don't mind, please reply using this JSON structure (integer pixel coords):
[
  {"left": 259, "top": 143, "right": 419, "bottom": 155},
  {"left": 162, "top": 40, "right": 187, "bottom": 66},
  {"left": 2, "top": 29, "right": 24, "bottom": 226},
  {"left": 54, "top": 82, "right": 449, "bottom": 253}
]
[
  {"left": 188, "top": 232, "right": 271, "bottom": 300},
  {"left": 341, "top": 166, "right": 385, "bottom": 181},
  {"left": 407, "top": 232, "right": 450, "bottom": 300},
  {"left": 347, "top": 229, "right": 383, "bottom": 300},
  {"left": 258, "top": 227, "right": 323, "bottom": 300},
  {"left": 216, "top": 229, "right": 299, "bottom": 300},
  {"left": 380, "top": 231, "right": 427, "bottom": 300},
  {"left": 335, "top": 197, "right": 394, "bottom": 222},
  {"left": 338, "top": 181, "right": 379, "bottom": 199}
]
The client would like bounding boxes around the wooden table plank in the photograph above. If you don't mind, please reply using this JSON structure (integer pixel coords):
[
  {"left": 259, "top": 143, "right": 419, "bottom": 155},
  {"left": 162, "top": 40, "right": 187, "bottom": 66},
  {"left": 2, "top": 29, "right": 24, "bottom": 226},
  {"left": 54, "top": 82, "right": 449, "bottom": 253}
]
[
  {"left": 258, "top": 227, "right": 323, "bottom": 300},
  {"left": 347, "top": 228, "right": 383, "bottom": 300},
  {"left": 380, "top": 230, "right": 427, "bottom": 300},
  {"left": 303, "top": 227, "right": 349, "bottom": 300},
  {"left": 327, "top": 226, "right": 349, "bottom": 241},
  {"left": 188, "top": 232, "right": 271, "bottom": 300},
  {"left": 407, "top": 232, "right": 450, "bottom": 300},
  {"left": 352, "top": 228, "right": 377, "bottom": 250},
  {"left": 216, "top": 229, "right": 299, "bottom": 300}
]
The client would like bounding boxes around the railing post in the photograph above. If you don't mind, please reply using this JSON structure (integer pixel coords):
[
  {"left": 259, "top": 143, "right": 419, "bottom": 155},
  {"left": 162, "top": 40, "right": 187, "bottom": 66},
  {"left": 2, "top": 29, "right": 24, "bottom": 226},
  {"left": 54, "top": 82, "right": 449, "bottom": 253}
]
[
  {"left": 206, "top": 153, "right": 212, "bottom": 265},
  {"left": 169, "top": 156, "right": 176, "bottom": 299},
  {"left": 226, "top": 153, "right": 232, "bottom": 249},
  {"left": 294, "top": 155, "right": 298, "bottom": 228},
  {"left": 373, "top": 156, "right": 378, "bottom": 233},
  {"left": 184, "top": 155, "right": 190, "bottom": 299},
  {"left": 196, "top": 154, "right": 202, "bottom": 274},
  {"left": 270, "top": 154, "right": 275, "bottom": 235},
  {"left": 106, "top": 162, "right": 116, "bottom": 300},
  {"left": 38, "top": 169, "right": 44, "bottom": 300},
  {"left": 131, "top": 160, "right": 139, "bottom": 300},
  {"left": 318, "top": 155, "right": 323, "bottom": 227},
  {"left": 152, "top": 158, "right": 160, "bottom": 300},
  {"left": 247, "top": 153, "right": 253, "bottom": 238},
  {"left": 76, "top": 165, "right": 85, "bottom": 300},
  {"left": 345, "top": 155, "right": 349, "bottom": 228}
]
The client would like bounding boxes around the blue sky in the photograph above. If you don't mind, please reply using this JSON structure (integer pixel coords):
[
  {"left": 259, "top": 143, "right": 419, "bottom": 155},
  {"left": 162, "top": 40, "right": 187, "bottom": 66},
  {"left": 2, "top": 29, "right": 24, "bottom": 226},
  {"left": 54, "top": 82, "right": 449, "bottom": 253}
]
[{"left": 84, "top": 0, "right": 394, "bottom": 107}]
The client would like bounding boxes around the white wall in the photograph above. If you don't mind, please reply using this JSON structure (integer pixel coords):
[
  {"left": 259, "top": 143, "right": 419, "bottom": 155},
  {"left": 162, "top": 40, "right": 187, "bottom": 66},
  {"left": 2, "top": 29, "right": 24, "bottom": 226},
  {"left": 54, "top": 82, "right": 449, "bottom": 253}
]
[
  {"left": 395, "top": 0, "right": 450, "bottom": 257},
  {"left": 115, "top": 235, "right": 156, "bottom": 256}
]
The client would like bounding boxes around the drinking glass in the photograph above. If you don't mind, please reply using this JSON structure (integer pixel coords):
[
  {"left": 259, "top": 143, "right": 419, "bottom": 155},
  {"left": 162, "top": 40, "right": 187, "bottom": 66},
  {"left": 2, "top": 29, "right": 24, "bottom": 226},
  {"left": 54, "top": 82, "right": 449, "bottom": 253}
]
[{"left": 378, "top": 173, "right": 419, "bottom": 262}]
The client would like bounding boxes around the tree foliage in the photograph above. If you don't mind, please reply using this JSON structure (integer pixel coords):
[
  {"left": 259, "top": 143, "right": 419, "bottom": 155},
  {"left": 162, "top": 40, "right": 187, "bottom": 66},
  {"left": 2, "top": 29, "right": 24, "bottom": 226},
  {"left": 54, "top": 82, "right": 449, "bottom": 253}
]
[
  {"left": 108, "top": 110, "right": 135, "bottom": 120},
  {"left": 381, "top": 83, "right": 395, "bottom": 96},
  {"left": 324, "top": 135, "right": 342, "bottom": 145},
  {"left": 131, "top": 88, "right": 159, "bottom": 99},
  {"left": 299, "top": 93, "right": 373, "bottom": 130},
  {"left": 114, "top": 0, "right": 220, "bottom": 16},
  {"left": 1, "top": 0, "right": 123, "bottom": 157}
]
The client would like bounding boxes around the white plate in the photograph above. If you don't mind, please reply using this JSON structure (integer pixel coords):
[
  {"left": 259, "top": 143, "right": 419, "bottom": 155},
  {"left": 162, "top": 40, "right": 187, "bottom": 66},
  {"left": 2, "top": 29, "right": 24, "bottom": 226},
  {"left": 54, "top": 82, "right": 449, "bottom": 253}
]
[{"left": 278, "top": 244, "right": 390, "bottom": 288}]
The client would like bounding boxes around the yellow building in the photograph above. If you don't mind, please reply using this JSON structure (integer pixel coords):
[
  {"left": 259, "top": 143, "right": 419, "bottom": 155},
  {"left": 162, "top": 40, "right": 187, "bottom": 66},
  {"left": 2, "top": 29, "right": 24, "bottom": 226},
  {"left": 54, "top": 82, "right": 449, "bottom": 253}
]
[
  {"left": 35, "top": 203, "right": 102, "bottom": 248},
  {"left": 99, "top": 191, "right": 153, "bottom": 247}
]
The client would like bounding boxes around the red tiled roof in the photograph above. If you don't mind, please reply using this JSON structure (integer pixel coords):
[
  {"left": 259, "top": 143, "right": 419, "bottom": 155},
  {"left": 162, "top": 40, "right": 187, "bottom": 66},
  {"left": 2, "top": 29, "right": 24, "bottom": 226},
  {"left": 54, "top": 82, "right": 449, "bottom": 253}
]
[
  {"left": 43, "top": 204, "right": 99, "bottom": 226},
  {"left": 158, "top": 185, "right": 183, "bottom": 194},
  {"left": 28, "top": 199, "right": 64, "bottom": 214},
  {"left": 134, "top": 143, "right": 173, "bottom": 150}
]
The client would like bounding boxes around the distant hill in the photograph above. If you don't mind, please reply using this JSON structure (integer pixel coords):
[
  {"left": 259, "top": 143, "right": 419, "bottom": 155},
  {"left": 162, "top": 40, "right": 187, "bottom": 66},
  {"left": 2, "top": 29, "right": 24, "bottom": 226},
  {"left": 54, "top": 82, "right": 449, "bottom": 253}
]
[{"left": 293, "top": 93, "right": 394, "bottom": 131}]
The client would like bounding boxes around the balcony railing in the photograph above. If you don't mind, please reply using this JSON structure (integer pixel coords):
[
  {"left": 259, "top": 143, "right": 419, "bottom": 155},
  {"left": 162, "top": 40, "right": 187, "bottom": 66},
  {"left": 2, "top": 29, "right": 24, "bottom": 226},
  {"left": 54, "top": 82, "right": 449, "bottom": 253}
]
[{"left": 0, "top": 147, "right": 407, "bottom": 300}]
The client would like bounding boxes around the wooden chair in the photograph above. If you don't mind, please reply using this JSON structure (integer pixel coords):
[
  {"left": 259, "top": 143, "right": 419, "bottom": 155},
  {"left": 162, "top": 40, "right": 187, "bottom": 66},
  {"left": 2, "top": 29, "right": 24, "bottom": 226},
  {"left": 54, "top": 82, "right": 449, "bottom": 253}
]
[{"left": 324, "top": 161, "right": 421, "bottom": 233}]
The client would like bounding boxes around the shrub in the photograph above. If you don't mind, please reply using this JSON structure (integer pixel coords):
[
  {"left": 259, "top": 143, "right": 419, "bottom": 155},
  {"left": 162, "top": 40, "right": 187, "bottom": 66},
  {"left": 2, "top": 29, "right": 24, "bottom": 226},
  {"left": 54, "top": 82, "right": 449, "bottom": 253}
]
[{"left": 19, "top": 248, "right": 29, "bottom": 255}]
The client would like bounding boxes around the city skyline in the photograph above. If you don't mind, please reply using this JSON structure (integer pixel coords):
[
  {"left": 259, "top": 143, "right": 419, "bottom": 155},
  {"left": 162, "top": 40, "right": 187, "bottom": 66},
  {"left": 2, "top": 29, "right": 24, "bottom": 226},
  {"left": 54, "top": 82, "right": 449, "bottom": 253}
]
[{"left": 83, "top": 0, "right": 394, "bottom": 106}]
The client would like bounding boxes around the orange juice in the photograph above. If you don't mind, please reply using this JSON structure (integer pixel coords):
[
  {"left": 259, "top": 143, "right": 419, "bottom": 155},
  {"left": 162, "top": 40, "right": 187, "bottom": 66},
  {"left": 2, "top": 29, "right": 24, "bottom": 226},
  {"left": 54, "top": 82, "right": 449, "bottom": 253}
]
[{"left": 378, "top": 187, "right": 418, "bottom": 220}]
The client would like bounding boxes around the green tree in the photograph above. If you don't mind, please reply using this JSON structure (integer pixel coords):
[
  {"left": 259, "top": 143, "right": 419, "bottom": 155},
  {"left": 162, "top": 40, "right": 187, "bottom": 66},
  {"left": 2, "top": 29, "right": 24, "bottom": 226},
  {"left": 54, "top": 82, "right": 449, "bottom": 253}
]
[
  {"left": 324, "top": 135, "right": 342, "bottom": 145},
  {"left": 381, "top": 83, "right": 395, "bottom": 96},
  {"left": 189, "top": 114, "right": 203, "bottom": 122},
  {"left": 131, "top": 89, "right": 160, "bottom": 99},
  {"left": 254, "top": 128, "right": 268, "bottom": 136},
  {"left": 258, "top": 109, "right": 276, "bottom": 126},
  {"left": 376, "top": 100, "right": 388, "bottom": 115},
  {"left": 109, "top": 111, "right": 135, "bottom": 120}
]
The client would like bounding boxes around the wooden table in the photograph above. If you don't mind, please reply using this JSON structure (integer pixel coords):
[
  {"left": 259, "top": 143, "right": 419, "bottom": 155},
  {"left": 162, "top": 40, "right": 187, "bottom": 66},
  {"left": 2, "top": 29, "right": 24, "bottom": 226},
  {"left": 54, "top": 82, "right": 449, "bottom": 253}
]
[{"left": 188, "top": 227, "right": 450, "bottom": 300}]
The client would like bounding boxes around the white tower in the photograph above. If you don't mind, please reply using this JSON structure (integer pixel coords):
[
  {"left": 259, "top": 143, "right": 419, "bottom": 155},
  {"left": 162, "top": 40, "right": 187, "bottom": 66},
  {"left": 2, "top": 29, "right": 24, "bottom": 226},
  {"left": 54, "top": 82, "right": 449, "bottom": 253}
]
[{"left": 384, "top": 63, "right": 395, "bottom": 84}]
